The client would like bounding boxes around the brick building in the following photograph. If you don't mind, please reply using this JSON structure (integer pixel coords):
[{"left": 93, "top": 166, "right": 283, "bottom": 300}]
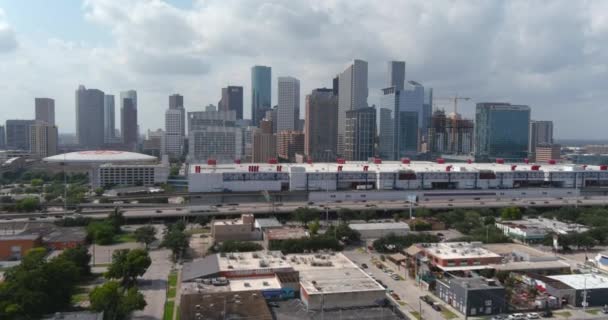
[{"left": 0, "top": 234, "right": 42, "bottom": 260}]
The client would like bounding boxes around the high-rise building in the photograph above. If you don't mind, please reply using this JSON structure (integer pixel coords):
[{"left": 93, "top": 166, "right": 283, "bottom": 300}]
[
  {"left": 0, "top": 125, "right": 5, "bottom": 149},
  {"left": 337, "top": 59, "right": 368, "bottom": 156},
  {"left": 264, "top": 106, "right": 278, "bottom": 134},
  {"left": 529, "top": 120, "right": 554, "bottom": 161},
  {"left": 164, "top": 109, "right": 186, "bottom": 158},
  {"left": 535, "top": 144, "right": 561, "bottom": 163},
  {"left": 120, "top": 90, "right": 138, "bottom": 150},
  {"left": 305, "top": 88, "right": 338, "bottom": 161},
  {"left": 344, "top": 107, "right": 376, "bottom": 161},
  {"left": 143, "top": 129, "right": 164, "bottom": 158},
  {"left": 35, "top": 98, "right": 55, "bottom": 125},
  {"left": 169, "top": 94, "right": 184, "bottom": 110},
  {"left": 475, "top": 102, "right": 531, "bottom": 162},
  {"left": 428, "top": 110, "right": 473, "bottom": 155},
  {"left": 219, "top": 86, "right": 244, "bottom": 120},
  {"left": 251, "top": 65, "right": 272, "bottom": 125},
  {"left": 277, "top": 130, "right": 305, "bottom": 162},
  {"left": 76, "top": 85, "right": 105, "bottom": 148},
  {"left": 277, "top": 77, "right": 300, "bottom": 132},
  {"left": 387, "top": 61, "right": 405, "bottom": 90},
  {"left": 253, "top": 131, "right": 276, "bottom": 163},
  {"left": 422, "top": 87, "right": 433, "bottom": 140},
  {"left": 188, "top": 110, "right": 242, "bottom": 162},
  {"left": 103, "top": 95, "right": 115, "bottom": 143},
  {"left": 205, "top": 104, "right": 217, "bottom": 112},
  {"left": 30, "top": 121, "right": 58, "bottom": 157},
  {"left": 378, "top": 79, "right": 424, "bottom": 160},
  {"left": 5, "top": 120, "right": 35, "bottom": 151}
]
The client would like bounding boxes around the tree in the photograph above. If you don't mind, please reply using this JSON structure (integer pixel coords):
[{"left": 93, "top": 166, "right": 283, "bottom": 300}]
[
  {"left": 108, "top": 207, "right": 125, "bottom": 233},
  {"left": 14, "top": 197, "right": 40, "bottom": 212},
  {"left": 58, "top": 245, "right": 92, "bottom": 277},
  {"left": 30, "top": 178, "right": 43, "bottom": 187},
  {"left": 308, "top": 219, "right": 321, "bottom": 235},
  {"left": 500, "top": 207, "right": 522, "bottom": 220},
  {"left": 105, "top": 249, "right": 151, "bottom": 287},
  {"left": 89, "top": 281, "right": 146, "bottom": 320},
  {"left": 292, "top": 207, "right": 319, "bottom": 226},
  {"left": 87, "top": 221, "right": 116, "bottom": 245},
  {"left": 358, "top": 210, "right": 375, "bottom": 222},
  {"left": 162, "top": 224, "right": 190, "bottom": 261},
  {"left": 134, "top": 226, "right": 157, "bottom": 248},
  {"left": 194, "top": 215, "right": 212, "bottom": 227},
  {"left": 94, "top": 187, "right": 104, "bottom": 196},
  {"left": 336, "top": 208, "right": 356, "bottom": 222},
  {"left": 214, "top": 241, "right": 263, "bottom": 253}
]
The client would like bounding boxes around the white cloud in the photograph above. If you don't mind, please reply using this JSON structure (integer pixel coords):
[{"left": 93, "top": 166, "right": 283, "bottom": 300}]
[
  {"left": 0, "top": 0, "right": 607, "bottom": 138},
  {"left": 0, "top": 8, "right": 17, "bottom": 53}
]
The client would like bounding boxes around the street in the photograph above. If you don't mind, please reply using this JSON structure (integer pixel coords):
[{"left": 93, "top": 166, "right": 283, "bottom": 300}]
[{"left": 132, "top": 248, "right": 173, "bottom": 320}]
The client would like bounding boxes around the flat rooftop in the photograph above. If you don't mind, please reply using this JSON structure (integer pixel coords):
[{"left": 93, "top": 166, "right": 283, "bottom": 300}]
[
  {"left": 255, "top": 217, "right": 283, "bottom": 229},
  {"left": 423, "top": 242, "right": 501, "bottom": 260},
  {"left": 483, "top": 243, "right": 553, "bottom": 258},
  {"left": 497, "top": 218, "right": 587, "bottom": 234},
  {"left": 180, "top": 291, "right": 273, "bottom": 320},
  {"left": 181, "top": 276, "right": 282, "bottom": 294},
  {"left": 190, "top": 160, "right": 596, "bottom": 175},
  {"left": 349, "top": 222, "right": 410, "bottom": 231},
  {"left": 217, "top": 251, "right": 292, "bottom": 272},
  {"left": 548, "top": 273, "right": 608, "bottom": 290},
  {"left": 265, "top": 227, "right": 308, "bottom": 240},
  {"left": 443, "top": 277, "right": 504, "bottom": 290}
]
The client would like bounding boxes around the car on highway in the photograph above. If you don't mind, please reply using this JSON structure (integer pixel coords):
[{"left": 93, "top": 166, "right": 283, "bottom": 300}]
[
  {"left": 448, "top": 203, "right": 453, "bottom": 207},
  {"left": 155, "top": 210, "right": 162, "bottom": 213}
]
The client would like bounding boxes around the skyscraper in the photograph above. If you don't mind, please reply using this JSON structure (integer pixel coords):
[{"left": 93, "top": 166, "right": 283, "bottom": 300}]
[
  {"left": 277, "top": 77, "right": 300, "bottom": 132},
  {"left": 337, "top": 59, "right": 368, "bottom": 156},
  {"left": 169, "top": 94, "right": 184, "bottom": 110},
  {"left": 387, "top": 61, "right": 405, "bottom": 90},
  {"left": 251, "top": 65, "right": 272, "bottom": 125},
  {"left": 35, "top": 98, "right": 55, "bottom": 125},
  {"left": 344, "top": 107, "right": 376, "bottom": 161},
  {"left": 188, "top": 110, "right": 242, "bottom": 162},
  {"left": 0, "top": 125, "right": 5, "bottom": 149},
  {"left": 475, "top": 102, "right": 531, "bottom": 162},
  {"left": 103, "top": 95, "right": 115, "bottom": 143},
  {"left": 76, "top": 85, "right": 105, "bottom": 148},
  {"left": 5, "top": 120, "right": 35, "bottom": 151},
  {"left": 219, "top": 86, "right": 244, "bottom": 120},
  {"left": 378, "top": 67, "right": 424, "bottom": 159},
  {"left": 529, "top": 120, "right": 554, "bottom": 159},
  {"left": 164, "top": 94, "right": 186, "bottom": 158},
  {"left": 428, "top": 110, "right": 474, "bottom": 155},
  {"left": 30, "top": 121, "right": 58, "bottom": 157},
  {"left": 305, "top": 88, "right": 338, "bottom": 161},
  {"left": 120, "top": 90, "right": 138, "bottom": 150}
]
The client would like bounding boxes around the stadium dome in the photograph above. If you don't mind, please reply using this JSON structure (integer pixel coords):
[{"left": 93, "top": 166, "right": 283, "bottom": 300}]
[{"left": 44, "top": 150, "right": 157, "bottom": 164}]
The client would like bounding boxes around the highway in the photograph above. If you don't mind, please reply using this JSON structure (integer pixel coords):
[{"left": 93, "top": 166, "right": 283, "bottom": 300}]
[{"left": 1, "top": 195, "right": 607, "bottom": 224}]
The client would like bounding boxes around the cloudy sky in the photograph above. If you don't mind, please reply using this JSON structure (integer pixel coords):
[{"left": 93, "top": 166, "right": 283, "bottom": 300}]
[{"left": 0, "top": 0, "right": 606, "bottom": 139}]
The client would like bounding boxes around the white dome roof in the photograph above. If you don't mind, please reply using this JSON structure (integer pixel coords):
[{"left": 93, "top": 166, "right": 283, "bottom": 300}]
[{"left": 44, "top": 150, "right": 157, "bottom": 164}]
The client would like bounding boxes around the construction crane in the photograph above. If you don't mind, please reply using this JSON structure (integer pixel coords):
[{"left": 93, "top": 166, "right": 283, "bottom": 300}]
[{"left": 434, "top": 95, "right": 471, "bottom": 114}]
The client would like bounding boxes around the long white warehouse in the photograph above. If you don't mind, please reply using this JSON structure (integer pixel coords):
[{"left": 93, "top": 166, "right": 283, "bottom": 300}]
[{"left": 187, "top": 159, "right": 608, "bottom": 193}]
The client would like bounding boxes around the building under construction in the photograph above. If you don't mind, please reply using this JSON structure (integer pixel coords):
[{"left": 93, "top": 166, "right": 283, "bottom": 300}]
[{"left": 427, "top": 110, "right": 474, "bottom": 155}]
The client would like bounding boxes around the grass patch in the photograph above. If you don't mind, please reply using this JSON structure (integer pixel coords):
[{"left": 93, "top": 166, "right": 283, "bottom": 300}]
[
  {"left": 163, "top": 301, "right": 175, "bottom": 320},
  {"left": 554, "top": 311, "right": 572, "bottom": 318},
  {"left": 441, "top": 309, "right": 458, "bottom": 319},
  {"left": 175, "top": 306, "right": 180, "bottom": 320},
  {"left": 114, "top": 232, "right": 136, "bottom": 243},
  {"left": 168, "top": 272, "right": 178, "bottom": 287},
  {"left": 167, "top": 287, "right": 176, "bottom": 299},
  {"left": 71, "top": 293, "right": 89, "bottom": 304},
  {"left": 586, "top": 309, "right": 601, "bottom": 315},
  {"left": 92, "top": 263, "right": 111, "bottom": 267},
  {"left": 185, "top": 227, "right": 209, "bottom": 235},
  {"left": 409, "top": 311, "right": 422, "bottom": 320}
]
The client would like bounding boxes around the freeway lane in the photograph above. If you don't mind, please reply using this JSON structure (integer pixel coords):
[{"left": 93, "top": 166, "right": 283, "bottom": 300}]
[{"left": 1, "top": 195, "right": 607, "bottom": 224}]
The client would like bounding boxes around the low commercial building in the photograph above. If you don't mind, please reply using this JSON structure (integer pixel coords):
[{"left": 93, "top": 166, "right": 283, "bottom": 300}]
[
  {"left": 264, "top": 227, "right": 309, "bottom": 249},
  {"left": 496, "top": 218, "right": 588, "bottom": 243},
  {"left": 0, "top": 234, "right": 42, "bottom": 260},
  {"left": 539, "top": 273, "right": 608, "bottom": 307},
  {"left": 181, "top": 251, "right": 385, "bottom": 311},
  {"left": 0, "top": 223, "right": 87, "bottom": 253},
  {"left": 349, "top": 222, "right": 410, "bottom": 239},
  {"left": 180, "top": 291, "right": 273, "bottom": 320},
  {"left": 414, "top": 242, "right": 502, "bottom": 271},
  {"left": 483, "top": 243, "right": 571, "bottom": 274},
  {"left": 211, "top": 214, "right": 261, "bottom": 242},
  {"left": 254, "top": 217, "right": 283, "bottom": 230},
  {"left": 535, "top": 144, "right": 561, "bottom": 163},
  {"left": 436, "top": 277, "right": 507, "bottom": 316},
  {"left": 43, "top": 312, "right": 103, "bottom": 320}
]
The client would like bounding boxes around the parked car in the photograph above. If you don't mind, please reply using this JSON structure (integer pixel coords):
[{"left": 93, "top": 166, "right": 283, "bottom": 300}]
[
  {"left": 391, "top": 274, "right": 400, "bottom": 280},
  {"left": 491, "top": 316, "right": 507, "bottom": 320},
  {"left": 420, "top": 295, "right": 434, "bottom": 305},
  {"left": 541, "top": 310, "right": 552, "bottom": 318},
  {"left": 361, "top": 263, "right": 368, "bottom": 269},
  {"left": 431, "top": 302, "right": 442, "bottom": 311},
  {"left": 508, "top": 314, "right": 526, "bottom": 320},
  {"left": 526, "top": 313, "right": 540, "bottom": 319},
  {"left": 390, "top": 293, "right": 400, "bottom": 300}
]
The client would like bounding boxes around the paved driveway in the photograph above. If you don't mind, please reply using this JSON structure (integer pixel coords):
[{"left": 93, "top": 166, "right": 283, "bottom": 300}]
[{"left": 132, "top": 249, "right": 173, "bottom": 320}]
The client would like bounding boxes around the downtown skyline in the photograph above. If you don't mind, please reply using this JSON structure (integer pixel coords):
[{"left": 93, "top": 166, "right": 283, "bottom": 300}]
[{"left": 0, "top": 1, "right": 607, "bottom": 138}]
